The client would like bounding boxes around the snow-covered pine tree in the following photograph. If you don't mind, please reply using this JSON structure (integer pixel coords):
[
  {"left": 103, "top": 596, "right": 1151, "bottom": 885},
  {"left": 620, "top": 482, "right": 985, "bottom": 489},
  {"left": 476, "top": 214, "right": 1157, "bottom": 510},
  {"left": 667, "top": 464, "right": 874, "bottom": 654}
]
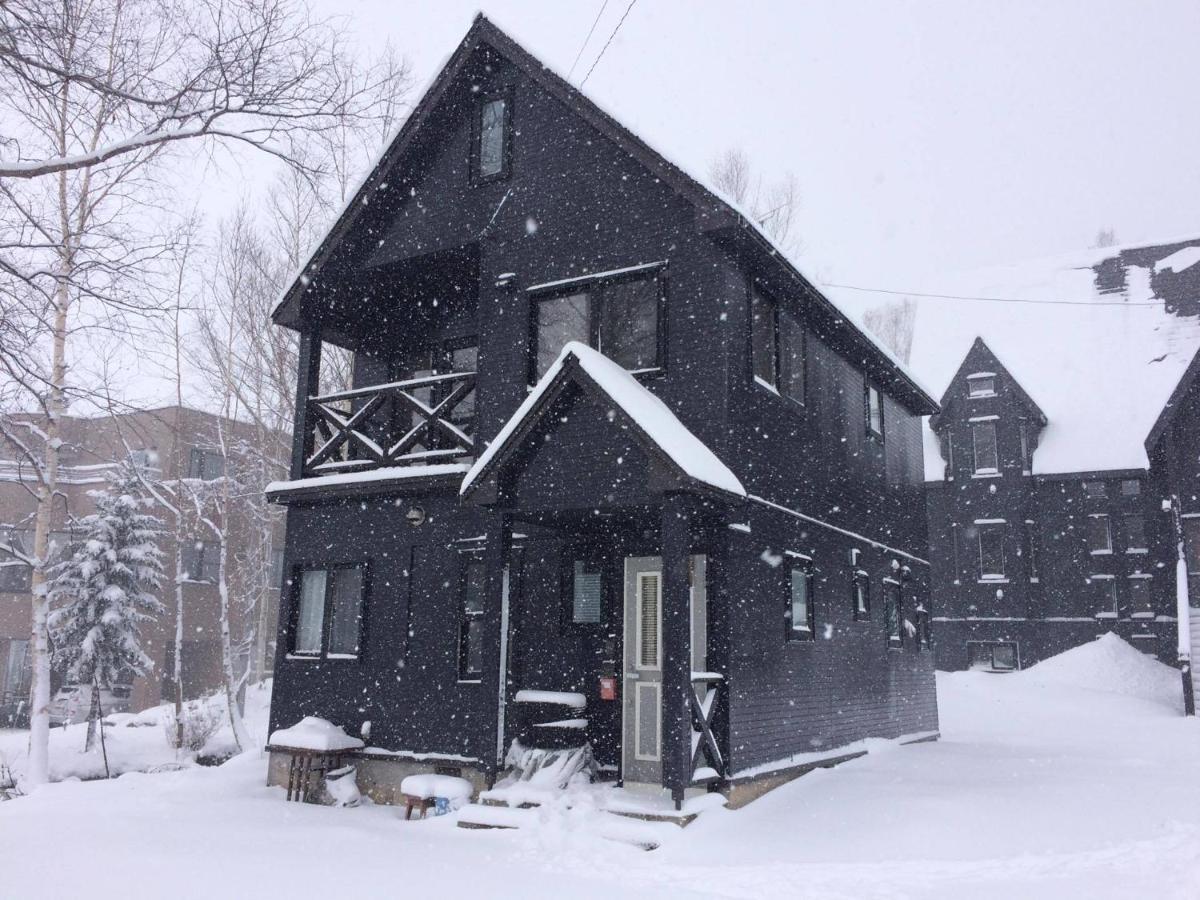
[{"left": 47, "top": 461, "right": 165, "bottom": 758}]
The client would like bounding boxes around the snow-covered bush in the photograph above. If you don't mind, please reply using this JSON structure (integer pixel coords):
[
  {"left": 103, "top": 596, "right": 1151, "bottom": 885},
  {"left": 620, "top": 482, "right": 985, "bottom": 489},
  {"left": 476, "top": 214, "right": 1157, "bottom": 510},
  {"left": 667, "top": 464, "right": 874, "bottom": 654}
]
[{"left": 162, "top": 699, "right": 224, "bottom": 753}]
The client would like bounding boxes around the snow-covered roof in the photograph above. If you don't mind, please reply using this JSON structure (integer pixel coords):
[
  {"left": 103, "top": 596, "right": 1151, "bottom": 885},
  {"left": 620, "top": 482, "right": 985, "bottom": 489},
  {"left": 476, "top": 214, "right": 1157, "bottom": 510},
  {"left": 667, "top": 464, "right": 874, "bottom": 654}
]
[
  {"left": 460, "top": 341, "right": 745, "bottom": 499},
  {"left": 903, "top": 239, "right": 1200, "bottom": 479},
  {"left": 1155, "top": 246, "right": 1200, "bottom": 274}
]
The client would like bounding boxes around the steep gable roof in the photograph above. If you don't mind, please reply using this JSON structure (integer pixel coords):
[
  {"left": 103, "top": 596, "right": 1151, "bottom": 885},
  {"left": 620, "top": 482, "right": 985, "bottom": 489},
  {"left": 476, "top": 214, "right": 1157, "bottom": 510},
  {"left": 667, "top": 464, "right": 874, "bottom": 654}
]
[
  {"left": 271, "top": 14, "right": 935, "bottom": 415},
  {"left": 931, "top": 337, "right": 1047, "bottom": 427},
  {"left": 910, "top": 237, "right": 1200, "bottom": 479},
  {"left": 460, "top": 342, "right": 745, "bottom": 502},
  {"left": 1145, "top": 341, "right": 1200, "bottom": 454}
]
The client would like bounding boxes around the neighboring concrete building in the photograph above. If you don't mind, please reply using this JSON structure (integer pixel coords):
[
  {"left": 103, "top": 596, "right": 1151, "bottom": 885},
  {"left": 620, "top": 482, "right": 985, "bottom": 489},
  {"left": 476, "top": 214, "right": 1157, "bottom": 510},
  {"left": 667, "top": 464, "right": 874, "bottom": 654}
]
[
  {"left": 916, "top": 235, "right": 1200, "bottom": 671},
  {"left": 0, "top": 406, "right": 283, "bottom": 716}
]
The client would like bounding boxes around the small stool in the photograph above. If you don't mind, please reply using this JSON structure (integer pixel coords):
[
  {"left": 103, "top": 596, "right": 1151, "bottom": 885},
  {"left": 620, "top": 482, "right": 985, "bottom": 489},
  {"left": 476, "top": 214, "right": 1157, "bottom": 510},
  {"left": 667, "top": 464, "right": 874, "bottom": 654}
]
[{"left": 403, "top": 794, "right": 435, "bottom": 820}]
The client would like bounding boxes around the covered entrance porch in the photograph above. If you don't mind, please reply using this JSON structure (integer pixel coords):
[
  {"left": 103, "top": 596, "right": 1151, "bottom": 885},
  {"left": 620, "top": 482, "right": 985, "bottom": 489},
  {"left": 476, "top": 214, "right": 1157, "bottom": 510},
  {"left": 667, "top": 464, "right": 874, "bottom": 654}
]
[{"left": 459, "top": 343, "right": 745, "bottom": 806}]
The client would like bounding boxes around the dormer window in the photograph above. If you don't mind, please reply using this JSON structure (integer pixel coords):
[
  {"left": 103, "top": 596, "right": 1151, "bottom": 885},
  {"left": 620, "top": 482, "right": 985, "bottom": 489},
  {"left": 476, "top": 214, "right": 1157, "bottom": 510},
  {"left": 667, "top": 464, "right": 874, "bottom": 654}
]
[
  {"left": 474, "top": 94, "right": 511, "bottom": 182},
  {"left": 967, "top": 373, "right": 996, "bottom": 398}
]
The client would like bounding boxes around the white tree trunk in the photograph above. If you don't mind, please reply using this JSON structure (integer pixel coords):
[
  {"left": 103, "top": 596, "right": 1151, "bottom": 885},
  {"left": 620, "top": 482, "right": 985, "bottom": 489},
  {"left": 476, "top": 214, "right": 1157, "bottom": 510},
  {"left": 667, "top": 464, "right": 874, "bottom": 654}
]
[
  {"left": 26, "top": 273, "right": 70, "bottom": 787},
  {"left": 216, "top": 530, "right": 249, "bottom": 751}
]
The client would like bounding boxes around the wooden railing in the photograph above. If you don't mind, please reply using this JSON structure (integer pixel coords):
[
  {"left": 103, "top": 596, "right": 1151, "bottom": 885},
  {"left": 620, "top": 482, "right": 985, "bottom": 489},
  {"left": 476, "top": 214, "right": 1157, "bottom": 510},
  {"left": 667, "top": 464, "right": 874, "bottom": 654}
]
[
  {"left": 689, "top": 672, "right": 726, "bottom": 784},
  {"left": 303, "top": 371, "right": 476, "bottom": 477}
]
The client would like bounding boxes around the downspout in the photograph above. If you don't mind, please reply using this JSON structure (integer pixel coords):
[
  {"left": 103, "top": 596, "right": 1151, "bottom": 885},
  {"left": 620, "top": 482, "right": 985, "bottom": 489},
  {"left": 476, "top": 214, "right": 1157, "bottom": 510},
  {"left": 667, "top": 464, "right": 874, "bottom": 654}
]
[{"left": 1166, "top": 495, "right": 1195, "bottom": 716}]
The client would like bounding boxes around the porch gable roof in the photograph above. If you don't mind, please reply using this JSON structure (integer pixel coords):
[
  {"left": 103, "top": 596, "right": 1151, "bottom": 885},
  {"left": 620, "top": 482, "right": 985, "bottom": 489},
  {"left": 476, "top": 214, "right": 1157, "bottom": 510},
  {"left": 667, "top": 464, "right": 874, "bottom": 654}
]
[{"left": 460, "top": 342, "right": 745, "bottom": 502}]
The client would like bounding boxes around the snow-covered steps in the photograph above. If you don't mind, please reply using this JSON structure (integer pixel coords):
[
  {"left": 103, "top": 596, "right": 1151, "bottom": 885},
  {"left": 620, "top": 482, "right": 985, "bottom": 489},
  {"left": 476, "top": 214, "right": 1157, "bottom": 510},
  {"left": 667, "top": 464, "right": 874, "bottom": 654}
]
[{"left": 456, "top": 801, "right": 678, "bottom": 851}]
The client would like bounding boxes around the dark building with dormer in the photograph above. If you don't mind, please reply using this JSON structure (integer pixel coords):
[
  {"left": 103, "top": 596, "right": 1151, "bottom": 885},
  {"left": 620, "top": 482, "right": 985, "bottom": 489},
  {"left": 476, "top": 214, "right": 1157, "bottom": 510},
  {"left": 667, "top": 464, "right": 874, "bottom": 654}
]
[{"left": 917, "top": 237, "right": 1200, "bottom": 671}]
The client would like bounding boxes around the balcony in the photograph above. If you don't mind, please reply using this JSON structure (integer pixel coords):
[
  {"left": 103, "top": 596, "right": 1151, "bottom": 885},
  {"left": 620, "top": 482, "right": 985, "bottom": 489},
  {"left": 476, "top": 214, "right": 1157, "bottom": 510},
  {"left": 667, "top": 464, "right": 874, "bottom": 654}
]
[{"left": 301, "top": 370, "right": 477, "bottom": 478}]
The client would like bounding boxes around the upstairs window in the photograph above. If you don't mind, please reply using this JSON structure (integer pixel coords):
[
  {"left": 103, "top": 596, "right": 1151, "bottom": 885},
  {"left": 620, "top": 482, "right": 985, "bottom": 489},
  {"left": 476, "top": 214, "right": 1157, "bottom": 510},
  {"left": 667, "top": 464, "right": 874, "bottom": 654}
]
[
  {"left": 978, "top": 525, "right": 1005, "bottom": 580},
  {"left": 1087, "top": 515, "right": 1112, "bottom": 554},
  {"left": 293, "top": 565, "right": 365, "bottom": 658},
  {"left": 1083, "top": 480, "right": 1107, "bottom": 500},
  {"left": 786, "top": 564, "right": 815, "bottom": 641},
  {"left": 475, "top": 95, "right": 510, "bottom": 182},
  {"left": 1129, "top": 577, "right": 1152, "bottom": 613},
  {"left": 187, "top": 448, "right": 225, "bottom": 481},
  {"left": 532, "top": 271, "right": 663, "bottom": 380},
  {"left": 750, "top": 288, "right": 806, "bottom": 404},
  {"left": 967, "top": 374, "right": 996, "bottom": 397},
  {"left": 1125, "top": 515, "right": 1147, "bottom": 551},
  {"left": 1095, "top": 578, "right": 1119, "bottom": 617},
  {"left": 1120, "top": 479, "right": 1141, "bottom": 497},
  {"left": 865, "top": 383, "right": 884, "bottom": 441},
  {"left": 971, "top": 421, "right": 998, "bottom": 474}
]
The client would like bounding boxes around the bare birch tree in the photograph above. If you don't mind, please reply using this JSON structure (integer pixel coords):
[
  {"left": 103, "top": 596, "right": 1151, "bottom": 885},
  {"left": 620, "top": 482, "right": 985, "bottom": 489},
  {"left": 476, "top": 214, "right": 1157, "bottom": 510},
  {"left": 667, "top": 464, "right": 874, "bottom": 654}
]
[{"left": 709, "top": 147, "right": 801, "bottom": 255}]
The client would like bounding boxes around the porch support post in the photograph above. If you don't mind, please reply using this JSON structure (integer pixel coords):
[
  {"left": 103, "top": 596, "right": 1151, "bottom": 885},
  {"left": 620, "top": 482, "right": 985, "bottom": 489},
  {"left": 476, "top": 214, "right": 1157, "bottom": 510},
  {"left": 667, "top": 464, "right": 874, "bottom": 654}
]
[
  {"left": 290, "top": 328, "right": 322, "bottom": 479},
  {"left": 481, "top": 508, "right": 513, "bottom": 782},
  {"left": 660, "top": 493, "right": 692, "bottom": 808}
]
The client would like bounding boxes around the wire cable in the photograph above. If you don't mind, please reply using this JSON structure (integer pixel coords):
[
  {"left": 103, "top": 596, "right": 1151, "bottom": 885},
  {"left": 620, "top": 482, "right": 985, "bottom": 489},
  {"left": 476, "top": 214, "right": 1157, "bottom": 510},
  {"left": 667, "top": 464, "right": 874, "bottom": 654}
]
[
  {"left": 820, "top": 281, "right": 1172, "bottom": 308},
  {"left": 580, "top": 0, "right": 639, "bottom": 89},
  {"left": 567, "top": 0, "right": 610, "bottom": 81}
]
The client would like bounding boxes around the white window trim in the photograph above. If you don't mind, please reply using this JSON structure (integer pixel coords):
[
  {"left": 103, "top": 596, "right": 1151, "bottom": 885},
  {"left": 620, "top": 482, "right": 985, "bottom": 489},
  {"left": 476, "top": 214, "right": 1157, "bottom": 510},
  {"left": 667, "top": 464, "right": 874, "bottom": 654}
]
[{"left": 968, "top": 414, "right": 1000, "bottom": 422}]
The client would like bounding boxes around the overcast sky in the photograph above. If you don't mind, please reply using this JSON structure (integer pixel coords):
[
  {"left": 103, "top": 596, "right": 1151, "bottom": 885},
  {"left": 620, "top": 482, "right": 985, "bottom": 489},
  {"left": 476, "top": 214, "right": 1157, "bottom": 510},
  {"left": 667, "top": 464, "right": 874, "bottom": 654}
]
[
  {"left": 279, "top": 0, "right": 1200, "bottom": 289},
  {"left": 129, "top": 1, "right": 1199, "bottom": 407}
]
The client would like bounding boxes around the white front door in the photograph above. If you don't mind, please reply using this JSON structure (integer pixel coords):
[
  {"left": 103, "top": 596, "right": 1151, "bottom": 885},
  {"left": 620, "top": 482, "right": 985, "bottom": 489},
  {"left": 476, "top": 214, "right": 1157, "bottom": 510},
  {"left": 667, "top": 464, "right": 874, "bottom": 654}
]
[{"left": 621, "top": 555, "right": 706, "bottom": 787}]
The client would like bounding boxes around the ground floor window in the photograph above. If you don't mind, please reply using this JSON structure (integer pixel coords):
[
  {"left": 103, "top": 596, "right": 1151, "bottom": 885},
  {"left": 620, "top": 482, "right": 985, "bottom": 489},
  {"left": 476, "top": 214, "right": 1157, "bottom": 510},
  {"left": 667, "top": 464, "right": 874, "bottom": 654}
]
[
  {"left": 786, "top": 564, "right": 815, "bottom": 641},
  {"left": 884, "top": 580, "right": 902, "bottom": 646},
  {"left": 459, "top": 558, "right": 487, "bottom": 680},
  {"left": 292, "top": 565, "right": 366, "bottom": 658},
  {"left": 568, "top": 559, "right": 603, "bottom": 625},
  {"left": 968, "top": 641, "right": 1019, "bottom": 672}
]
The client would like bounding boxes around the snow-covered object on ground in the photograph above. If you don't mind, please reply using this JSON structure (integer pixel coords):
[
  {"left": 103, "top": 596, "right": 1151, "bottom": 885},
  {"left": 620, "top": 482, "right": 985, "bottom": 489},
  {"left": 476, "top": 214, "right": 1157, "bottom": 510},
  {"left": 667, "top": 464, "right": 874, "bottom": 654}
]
[
  {"left": 326, "top": 765, "right": 362, "bottom": 808},
  {"left": 399, "top": 773, "right": 473, "bottom": 805},
  {"left": 268, "top": 717, "right": 365, "bottom": 753},
  {"left": 502, "top": 740, "right": 597, "bottom": 790},
  {"left": 512, "top": 689, "right": 587, "bottom": 708},
  {"left": 1021, "top": 632, "right": 1181, "bottom": 706},
  {"left": 878, "top": 239, "right": 1200, "bottom": 478},
  {"left": 461, "top": 341, "right": 745, "bottom": 498}
]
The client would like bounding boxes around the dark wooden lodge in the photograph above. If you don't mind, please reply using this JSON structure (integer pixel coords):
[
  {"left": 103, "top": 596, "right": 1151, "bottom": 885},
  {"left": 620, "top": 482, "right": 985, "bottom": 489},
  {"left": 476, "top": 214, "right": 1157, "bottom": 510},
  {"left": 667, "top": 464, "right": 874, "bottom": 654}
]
[{"left": 265, "top": 16, "right": 940, "bottom": 808}]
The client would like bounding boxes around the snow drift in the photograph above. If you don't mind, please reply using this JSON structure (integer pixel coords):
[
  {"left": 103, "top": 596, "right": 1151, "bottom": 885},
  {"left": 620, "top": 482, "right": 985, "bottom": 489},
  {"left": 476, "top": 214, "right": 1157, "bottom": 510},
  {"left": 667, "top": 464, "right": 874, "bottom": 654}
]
[{"left": 1021, "top": 633, "right": 1181, "bottom": 706}]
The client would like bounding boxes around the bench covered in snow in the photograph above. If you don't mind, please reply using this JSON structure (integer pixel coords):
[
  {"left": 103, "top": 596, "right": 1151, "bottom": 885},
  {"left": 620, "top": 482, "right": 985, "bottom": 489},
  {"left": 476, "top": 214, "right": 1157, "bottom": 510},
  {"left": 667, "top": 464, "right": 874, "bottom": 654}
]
[{"left": 400, "top": 773, "right": 474, "bottom": 820}]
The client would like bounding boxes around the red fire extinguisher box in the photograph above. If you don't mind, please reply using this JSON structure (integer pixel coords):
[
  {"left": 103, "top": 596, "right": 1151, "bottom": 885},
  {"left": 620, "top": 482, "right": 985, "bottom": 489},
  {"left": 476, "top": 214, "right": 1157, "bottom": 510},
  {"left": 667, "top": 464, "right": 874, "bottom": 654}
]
[{"left": 599, "top": 676, "right": 617, "bottom": 701}]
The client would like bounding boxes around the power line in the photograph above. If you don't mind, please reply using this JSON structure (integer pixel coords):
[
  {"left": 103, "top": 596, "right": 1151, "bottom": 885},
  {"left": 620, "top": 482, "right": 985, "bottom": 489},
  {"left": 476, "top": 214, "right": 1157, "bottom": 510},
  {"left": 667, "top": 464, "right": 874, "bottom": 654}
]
[
  {"left": 820, "top": 281, "right": 1172, "bottom": 308},
  {"left": 579, "top": 0, "right": 639, "bottom": 89},
  {"left": 567, "top": 0, "right": 610, "bottom": 81}
]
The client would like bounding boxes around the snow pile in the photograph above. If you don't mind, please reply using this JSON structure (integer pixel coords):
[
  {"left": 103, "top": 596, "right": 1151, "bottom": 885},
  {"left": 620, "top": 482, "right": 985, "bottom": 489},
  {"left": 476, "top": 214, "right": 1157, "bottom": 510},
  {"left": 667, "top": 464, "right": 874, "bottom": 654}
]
[
  {"left": 400, "top": 773, "right": 473, "bottom": 802},
  {"left": 1020, "top": 633, "right": 1181, "bottom": 705},
  {"left": 268, "top": 716, "right": 365, "bottom": 752},
  {"left": 461, "top": 341, "right": 745, "bottom": 498}
]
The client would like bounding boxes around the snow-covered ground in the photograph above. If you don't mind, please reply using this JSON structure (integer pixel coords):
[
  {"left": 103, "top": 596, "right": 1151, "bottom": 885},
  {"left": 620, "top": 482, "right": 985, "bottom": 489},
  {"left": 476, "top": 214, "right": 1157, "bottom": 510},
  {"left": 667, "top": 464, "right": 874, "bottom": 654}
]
[{"left": 2, "top": 637, "right": 1199, "bottom": 899}]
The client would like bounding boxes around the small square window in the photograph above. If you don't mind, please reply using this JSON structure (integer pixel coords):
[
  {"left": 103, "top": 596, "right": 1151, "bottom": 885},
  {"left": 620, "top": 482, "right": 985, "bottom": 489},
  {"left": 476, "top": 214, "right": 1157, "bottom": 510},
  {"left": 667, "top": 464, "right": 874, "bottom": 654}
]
[
  {"left": 1120, "top": 479, "right": 1141, "bottom": 496},
  {"left": 787, "top": 566, "right": 814, "bottom": 641},
  {"left": 967, "top": 376, "right": 995, "bottom": 397},
  {"left": 1083, "top": 480, "right": 1107, "bottom": 500},
  {"left": 292, "top": 565, "right": 366, "bottom": 658}
]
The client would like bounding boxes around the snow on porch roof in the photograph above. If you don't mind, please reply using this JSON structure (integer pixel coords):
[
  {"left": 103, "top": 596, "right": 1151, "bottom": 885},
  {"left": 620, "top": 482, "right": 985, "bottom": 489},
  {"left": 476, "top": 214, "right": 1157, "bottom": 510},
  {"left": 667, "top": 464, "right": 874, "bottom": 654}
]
[{"left": 460, "top": 342, "right": 746, "bottom": 499}]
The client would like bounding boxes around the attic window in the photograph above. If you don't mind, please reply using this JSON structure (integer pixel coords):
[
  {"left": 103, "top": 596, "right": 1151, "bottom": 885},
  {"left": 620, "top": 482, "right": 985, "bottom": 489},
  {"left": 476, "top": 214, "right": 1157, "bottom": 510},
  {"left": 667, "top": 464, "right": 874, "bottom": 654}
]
[
  {"left": 967, "top": 374, "right": 996, "bottom": 398},
  {"left": 474, "top": 95, "right": 511, "bottom": 182},
  {"left": 864, "top": 383, "right": 884, "bottom": 441}
]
